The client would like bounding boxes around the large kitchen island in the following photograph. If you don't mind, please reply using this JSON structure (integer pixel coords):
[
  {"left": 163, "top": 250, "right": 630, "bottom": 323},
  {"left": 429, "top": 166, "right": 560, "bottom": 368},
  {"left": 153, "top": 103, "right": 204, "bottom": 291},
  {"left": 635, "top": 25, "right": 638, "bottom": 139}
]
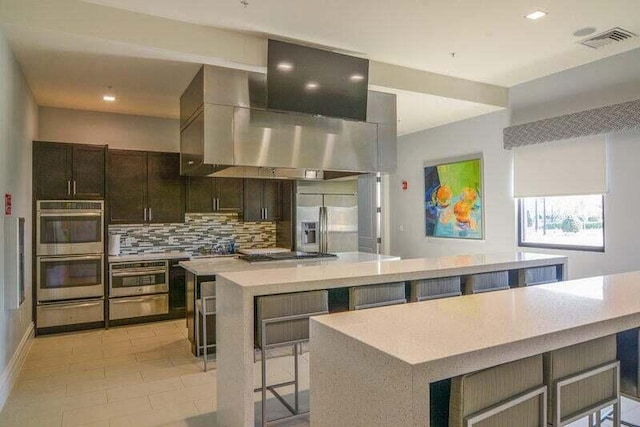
[
  {"left": 179, "top": 252, "right": 400, "bottom": 355},
  {"left": 214, "top": 251, "right": 568, "bottom": 426}
]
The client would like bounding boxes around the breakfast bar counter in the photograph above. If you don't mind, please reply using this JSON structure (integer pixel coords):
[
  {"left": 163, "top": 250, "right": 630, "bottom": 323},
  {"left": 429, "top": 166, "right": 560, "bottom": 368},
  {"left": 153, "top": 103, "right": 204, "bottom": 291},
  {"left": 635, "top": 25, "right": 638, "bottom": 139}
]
[
  {"left": 214, "top": 252, "right": 568, "bottom": 426},
  {"left": 310, "top": 272, "right": 640, "bottom": 427}
]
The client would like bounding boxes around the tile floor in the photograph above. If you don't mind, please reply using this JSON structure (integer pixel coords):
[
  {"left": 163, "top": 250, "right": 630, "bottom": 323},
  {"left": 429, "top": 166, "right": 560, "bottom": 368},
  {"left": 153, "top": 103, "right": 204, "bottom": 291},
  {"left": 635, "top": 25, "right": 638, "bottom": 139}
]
[{"left": 1, "top": 320, "right": 639, "bottom": 427}]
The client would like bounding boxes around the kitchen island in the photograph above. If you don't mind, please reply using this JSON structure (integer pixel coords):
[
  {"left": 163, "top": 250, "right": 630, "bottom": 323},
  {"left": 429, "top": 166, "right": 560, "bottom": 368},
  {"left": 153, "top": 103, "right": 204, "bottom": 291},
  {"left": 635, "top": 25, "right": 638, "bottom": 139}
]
[
  {"left": 179, "top": 251, "right": 400, "bottom": 354},
  {"left": 214, "top": 252, "right": 567, "bottom": 427},
  {"left": 309, "top": 271, "right": 640, "bottom": 427}
]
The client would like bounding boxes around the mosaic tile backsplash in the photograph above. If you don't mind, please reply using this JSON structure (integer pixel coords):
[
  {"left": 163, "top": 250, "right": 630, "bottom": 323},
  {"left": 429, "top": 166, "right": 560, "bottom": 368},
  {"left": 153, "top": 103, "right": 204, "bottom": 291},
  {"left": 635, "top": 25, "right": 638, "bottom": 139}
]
[{"left": 108, "top": 213, "right": 276, "bottom": 255}]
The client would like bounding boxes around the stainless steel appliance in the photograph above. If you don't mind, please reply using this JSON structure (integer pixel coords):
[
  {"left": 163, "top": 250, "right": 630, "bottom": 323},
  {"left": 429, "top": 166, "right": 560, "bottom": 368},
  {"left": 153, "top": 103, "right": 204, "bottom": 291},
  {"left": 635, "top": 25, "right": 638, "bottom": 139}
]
[
  {"left": 238, "top": 251, "right": 337, "bottom": 263},
  {"left": 296, "top": 181, "right": 358, "bottom": 253},
  {"left": 37, "top": 254, "right": 104, "bottom": 302},
  {"left": 37, "top": 200, "right": 104, "bottom": 256},
  {"left": 179, "top": 65, "right": 397, "bottom": 179},
  {"left": 108, "top": 260, "right": 169, "bottom": 320},
  {"left": 36, "top": 200, "right": 105, "bottom": 330}
]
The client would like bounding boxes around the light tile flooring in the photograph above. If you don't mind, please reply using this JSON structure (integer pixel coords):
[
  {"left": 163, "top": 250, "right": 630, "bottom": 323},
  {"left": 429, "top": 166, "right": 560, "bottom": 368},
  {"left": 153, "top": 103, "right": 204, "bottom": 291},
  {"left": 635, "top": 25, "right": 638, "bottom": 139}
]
[
  {"left": 2, "top": 320, "right": 639, "bottom": 427},
  {"left": 0, "top": 320, "right": 309, "bottom": 427}
]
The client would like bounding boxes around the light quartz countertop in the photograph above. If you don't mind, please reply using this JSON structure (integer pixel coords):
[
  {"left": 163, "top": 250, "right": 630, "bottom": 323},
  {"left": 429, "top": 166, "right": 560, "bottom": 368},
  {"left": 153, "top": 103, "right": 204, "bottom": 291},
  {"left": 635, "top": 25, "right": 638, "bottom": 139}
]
[
  {"left": 218, "top": 251, "right": 566, "bottom": 293},
  {"left": 214, "top": 251, "right": 568, "bottom": 427},
  {"left": 179, "top": 252, "right": 400, "bottom": 276},
  {"left": 309, "top": 270, "right": 640, "bottom": 427}
]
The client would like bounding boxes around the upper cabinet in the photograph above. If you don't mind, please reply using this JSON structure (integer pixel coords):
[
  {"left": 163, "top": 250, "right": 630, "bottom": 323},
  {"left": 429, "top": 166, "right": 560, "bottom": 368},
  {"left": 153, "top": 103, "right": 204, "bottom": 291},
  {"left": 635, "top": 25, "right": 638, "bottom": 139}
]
[
  {"left": 243, "top": 179, "right": 282, "bottom": 222},
  {"left": 186, "top": 177, "right": 243, "bottom": 213},
  {"left": 34, "top": 141, "right": 105, "bottom": 200},
  {"left": 108, "top": 150, "right": 184, "bottom": 225}
]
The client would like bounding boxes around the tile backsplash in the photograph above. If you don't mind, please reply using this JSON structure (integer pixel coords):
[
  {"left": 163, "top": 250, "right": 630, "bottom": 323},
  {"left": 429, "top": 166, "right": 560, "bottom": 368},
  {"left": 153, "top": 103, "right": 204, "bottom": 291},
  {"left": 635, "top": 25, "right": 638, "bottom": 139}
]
[{"left": 108, "top": 213, "right": 276, "bottom": 255}]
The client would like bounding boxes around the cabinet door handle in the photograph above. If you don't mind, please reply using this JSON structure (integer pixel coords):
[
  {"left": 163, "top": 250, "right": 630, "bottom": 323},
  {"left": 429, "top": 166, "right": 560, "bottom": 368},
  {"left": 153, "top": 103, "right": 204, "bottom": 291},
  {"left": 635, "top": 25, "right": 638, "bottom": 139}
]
[
  {"left": 143, "top": 208, "right": 147, "bottom": 222},
  {"left": 67, "top": 180, "right": 71, "bottom": 196},
  {"left": 149, "top": 208, "right": 153, "bottom": 222},
  {"left": 216, "top": 198, "right": 220, "bottom": 210},
  {"left": 212, "top": 196, "right": 215, "bottom": 211},
  {"left": 73, "top": 181, "right": 77, "bottom": 195}
]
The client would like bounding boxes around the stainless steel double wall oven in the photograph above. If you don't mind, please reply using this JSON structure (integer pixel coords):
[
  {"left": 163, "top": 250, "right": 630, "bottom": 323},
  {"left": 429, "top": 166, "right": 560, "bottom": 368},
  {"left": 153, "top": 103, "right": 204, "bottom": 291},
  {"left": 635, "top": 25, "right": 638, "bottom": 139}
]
[{"left": 36, "top": 201, "right": 105, "bottom": 328}]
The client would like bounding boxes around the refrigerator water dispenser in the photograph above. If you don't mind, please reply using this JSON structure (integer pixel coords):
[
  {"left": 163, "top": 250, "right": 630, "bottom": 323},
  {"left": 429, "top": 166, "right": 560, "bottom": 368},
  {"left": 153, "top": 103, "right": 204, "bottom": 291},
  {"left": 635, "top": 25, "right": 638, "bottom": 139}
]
[{"left": 302, "top": 222, "right": 318, "bottom": 245}]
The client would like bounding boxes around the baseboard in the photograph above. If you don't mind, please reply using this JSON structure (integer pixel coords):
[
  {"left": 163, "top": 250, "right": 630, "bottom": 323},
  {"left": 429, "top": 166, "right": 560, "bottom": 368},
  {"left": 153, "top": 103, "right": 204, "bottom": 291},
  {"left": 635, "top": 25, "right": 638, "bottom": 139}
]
[{"left": 0, "top": 322, "right": 34, "bottom": 412}]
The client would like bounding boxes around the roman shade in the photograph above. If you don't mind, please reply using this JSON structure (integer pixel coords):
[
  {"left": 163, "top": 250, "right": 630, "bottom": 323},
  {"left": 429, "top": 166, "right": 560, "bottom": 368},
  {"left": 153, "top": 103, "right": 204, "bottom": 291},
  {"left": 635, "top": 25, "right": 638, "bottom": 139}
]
[{"left": 513, "top": 135, "right": 607, "bottom": 198}]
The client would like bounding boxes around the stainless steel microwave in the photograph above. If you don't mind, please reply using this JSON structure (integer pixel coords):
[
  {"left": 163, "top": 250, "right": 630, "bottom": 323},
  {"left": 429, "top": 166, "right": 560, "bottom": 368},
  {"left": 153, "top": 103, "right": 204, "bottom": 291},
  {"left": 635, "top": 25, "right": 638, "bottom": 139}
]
[{"left": 37, "top": 200, "right": 104, "bottom": 256}]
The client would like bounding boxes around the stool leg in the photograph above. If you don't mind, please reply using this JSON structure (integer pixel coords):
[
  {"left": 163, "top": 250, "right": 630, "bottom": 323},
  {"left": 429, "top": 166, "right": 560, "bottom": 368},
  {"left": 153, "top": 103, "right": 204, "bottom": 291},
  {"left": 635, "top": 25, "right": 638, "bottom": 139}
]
[
  {"left": 595, "top": 410, "right": 602, "bottom": 427},
  {"left": 203, "top": 312, "right": 208, "bottom": 372},
  {"left": 613, "top": 400, "right": 621, "bottom": 427},
  {"left": 195, "top": 310, "right": 200, "bottom": 358},
  {"left": 589, "top": 414, "right": 594, "bottom": 426},
  {"left": 294, "top": 343, "right": 299, "bottom": 414},
  {"left": 261, "top": 344, "right": 267, "bottom": 427}
]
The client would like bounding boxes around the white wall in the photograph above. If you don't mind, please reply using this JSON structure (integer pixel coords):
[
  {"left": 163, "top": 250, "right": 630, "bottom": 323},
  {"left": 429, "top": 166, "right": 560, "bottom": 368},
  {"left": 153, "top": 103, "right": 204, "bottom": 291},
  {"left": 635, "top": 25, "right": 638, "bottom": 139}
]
[
  {"left": 388, "top": 47, "right": 640, "bottom": 279},
  {"left": 38, "top": 107, "right": 180, "bottom": 152},
  {"left": 0, "top": 30, "right": 38, "bottom": 404},
  {"left": 388, "top": 110, "right": 516, "bottom": 259}
]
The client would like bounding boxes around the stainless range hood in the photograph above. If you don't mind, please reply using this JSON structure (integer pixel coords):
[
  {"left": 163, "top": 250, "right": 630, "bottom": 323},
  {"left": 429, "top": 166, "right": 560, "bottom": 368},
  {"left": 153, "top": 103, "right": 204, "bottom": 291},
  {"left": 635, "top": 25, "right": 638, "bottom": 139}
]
[{"left": 179, "top": 65, "right": 397, "bottom": 179}]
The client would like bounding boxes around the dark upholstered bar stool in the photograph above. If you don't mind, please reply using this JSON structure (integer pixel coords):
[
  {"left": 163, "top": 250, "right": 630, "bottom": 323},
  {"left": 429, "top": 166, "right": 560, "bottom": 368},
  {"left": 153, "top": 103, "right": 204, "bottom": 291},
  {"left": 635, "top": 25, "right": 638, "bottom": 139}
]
[
  {"left": 254, "top": 290, "right": 329, "bottom": 427},
  {"left": 520, "top": 266, "right": 558, "bottom": 286},
  {"left": 544, "top": 335, "right": 620, "bottom": 426},
  {"left": 195, "top": 281, "right": 216, "bottom": 372},
  {"left": 409, "top": 276, "right": 461, "bottom": 302},
  {"left": 349, "top": 282, "right": 406, "bottom": 310},
  {"left": 449, "top": 354, "right": 547, "bottom": 427},
  {"left": 464, "top": 271, "right": 510, "bottom": 294}
]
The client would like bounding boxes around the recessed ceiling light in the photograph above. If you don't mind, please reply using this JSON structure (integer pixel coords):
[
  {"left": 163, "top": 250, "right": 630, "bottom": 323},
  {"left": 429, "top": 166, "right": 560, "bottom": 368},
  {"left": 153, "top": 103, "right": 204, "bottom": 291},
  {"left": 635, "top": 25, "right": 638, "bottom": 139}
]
[
  {"left": 277, "top": 62, "right": 293, "bottom": 71},
  {"left": 103, "top": 95, "right": 116, "bottom": 102},
  {"left": 525, "top": 10, "right": 547, "bottom": 20},
  {"left": 349, "top": 74, "right": 365, "bottom": 82},
  {"left": 305, "top": 82, "right": 319, "bottom": 90}
]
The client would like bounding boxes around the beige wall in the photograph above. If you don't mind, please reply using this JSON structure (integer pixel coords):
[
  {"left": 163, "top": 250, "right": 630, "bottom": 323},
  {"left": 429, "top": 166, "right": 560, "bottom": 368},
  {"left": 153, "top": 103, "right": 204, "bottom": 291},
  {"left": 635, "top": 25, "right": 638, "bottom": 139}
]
[
  {"left": 38, "top": 106, "right": 180, "bottom": 152},
  {"left": 0, "top": 29, "right": 38, "bottom": 406}
]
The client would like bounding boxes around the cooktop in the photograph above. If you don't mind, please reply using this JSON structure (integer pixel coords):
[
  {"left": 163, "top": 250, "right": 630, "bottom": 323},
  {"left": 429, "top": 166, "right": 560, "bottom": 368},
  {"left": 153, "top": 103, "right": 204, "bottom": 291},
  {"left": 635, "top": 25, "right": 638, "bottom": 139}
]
[{"left": 238, "top": 251, "right": 337, "bottom": 263}]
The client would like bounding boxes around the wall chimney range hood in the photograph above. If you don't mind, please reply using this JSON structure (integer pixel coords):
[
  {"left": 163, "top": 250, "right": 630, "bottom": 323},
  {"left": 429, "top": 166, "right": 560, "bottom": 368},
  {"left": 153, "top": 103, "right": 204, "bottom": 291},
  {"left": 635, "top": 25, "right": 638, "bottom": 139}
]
[{"left": 179, "top": 65, "right": 397, "bottom": 180}]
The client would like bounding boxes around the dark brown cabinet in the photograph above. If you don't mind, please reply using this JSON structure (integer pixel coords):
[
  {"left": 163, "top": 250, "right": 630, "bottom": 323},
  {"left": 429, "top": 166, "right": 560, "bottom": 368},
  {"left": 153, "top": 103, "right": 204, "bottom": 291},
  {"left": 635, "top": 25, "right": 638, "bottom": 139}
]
[
  {"left": 243, "top": 179, "right": 281, "bottom": 222},
  {"left": 33, "top": 141, "right": 105, "bottom": 200},
  {"left": 108, "top": 150, "right": 184, "bottom": 224},
  {"left": 186, "top": 177, "right": 243, "bottom": 213}
]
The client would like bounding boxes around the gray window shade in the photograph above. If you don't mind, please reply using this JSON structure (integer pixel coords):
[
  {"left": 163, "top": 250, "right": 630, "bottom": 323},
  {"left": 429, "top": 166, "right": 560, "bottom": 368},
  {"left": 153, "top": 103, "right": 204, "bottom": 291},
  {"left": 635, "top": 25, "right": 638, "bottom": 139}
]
[{"left": 513, "top": 136, "right": 607, "bottom": 198}]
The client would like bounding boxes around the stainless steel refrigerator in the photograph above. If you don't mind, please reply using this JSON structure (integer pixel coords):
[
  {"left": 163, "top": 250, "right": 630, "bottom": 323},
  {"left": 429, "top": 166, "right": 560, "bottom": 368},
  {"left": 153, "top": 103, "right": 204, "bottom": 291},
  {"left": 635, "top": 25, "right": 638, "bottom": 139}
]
[{"left": 295, "top": 180, "right": 358, "bottom": 253}]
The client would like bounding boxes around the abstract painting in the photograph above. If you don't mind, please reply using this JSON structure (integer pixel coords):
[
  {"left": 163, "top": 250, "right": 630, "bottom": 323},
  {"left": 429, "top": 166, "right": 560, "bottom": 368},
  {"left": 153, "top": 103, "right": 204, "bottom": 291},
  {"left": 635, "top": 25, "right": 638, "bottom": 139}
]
[{"left": 424, "top": 156, "right": 483, "bottom": 239}]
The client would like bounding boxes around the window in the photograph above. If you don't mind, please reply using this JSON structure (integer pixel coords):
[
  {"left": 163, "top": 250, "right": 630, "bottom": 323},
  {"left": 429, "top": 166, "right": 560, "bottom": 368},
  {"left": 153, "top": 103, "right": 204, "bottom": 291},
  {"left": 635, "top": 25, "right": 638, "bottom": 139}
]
[{"left": 518, "top": 195, "right": 604, "bottom": 252}]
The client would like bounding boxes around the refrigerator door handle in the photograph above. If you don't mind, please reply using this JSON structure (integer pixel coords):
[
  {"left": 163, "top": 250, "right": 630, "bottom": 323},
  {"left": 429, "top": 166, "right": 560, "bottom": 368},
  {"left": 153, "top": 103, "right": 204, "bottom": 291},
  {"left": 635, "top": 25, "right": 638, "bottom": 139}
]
[{"left": 319, "top": 206, "right": 328, "bottom": 253}]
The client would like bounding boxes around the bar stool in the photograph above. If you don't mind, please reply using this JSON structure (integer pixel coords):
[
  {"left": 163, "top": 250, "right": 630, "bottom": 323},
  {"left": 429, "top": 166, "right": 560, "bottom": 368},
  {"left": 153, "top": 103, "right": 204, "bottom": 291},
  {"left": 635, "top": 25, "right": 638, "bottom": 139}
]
[
  {"left": 349, "top": 282, "right": 407, "bottom": 310},
  {"left": 195, "top": 281, "right": 216, "bottom": 372},
  {"left": 449, "top": 354, "right": 547, "bottom": 427},
  {"left": 254, "top": 290, "right": 329, "bottom": 427},
  {"left": 520, "top": 266, "right": 558, "bottom": 286},
  {"left": 410, "top": 276, "right": 461, "bottom": 302},
  {"left": 463, "top": 271, "right": 510, "bottom": 295},
  {"left": 544, "top": 334, "right": 620, "bottom": 426}
]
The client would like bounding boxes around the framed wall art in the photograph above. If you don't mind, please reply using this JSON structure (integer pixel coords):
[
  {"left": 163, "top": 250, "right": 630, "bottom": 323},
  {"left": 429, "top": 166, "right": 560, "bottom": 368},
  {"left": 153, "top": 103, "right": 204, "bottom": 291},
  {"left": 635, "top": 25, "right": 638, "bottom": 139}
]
[{"left": 424, "top": 155, "right": 484, "bottom": 240}]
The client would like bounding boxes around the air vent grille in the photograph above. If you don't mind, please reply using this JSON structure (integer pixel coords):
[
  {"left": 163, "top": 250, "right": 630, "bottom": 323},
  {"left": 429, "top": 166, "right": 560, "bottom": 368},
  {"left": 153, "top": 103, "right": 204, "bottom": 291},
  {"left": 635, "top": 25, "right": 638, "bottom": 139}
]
[{"left": 580, "top": 27, "right": 637, "bottom": 49}]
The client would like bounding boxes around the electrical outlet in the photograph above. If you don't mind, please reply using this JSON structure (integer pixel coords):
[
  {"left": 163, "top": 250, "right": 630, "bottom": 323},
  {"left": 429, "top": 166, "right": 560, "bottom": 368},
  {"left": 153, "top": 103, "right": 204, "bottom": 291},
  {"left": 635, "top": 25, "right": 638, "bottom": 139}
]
[{"left": 399, "top": 224, "right": 404, "bottom": 232}]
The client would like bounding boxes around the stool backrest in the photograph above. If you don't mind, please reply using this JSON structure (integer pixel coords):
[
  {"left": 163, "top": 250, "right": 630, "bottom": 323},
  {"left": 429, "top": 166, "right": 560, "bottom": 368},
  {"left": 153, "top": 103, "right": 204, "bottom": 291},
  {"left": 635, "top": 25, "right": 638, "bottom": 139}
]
[
  {"left": 450, "top": 354, "right": 545, "bottom": 427},
  {"left": 522, "top": 266, "right": 558, "bottom": 286},
  {"left": 410, "top": 276, "right": 461, "bottom": 302},
  {"left": 255, "top": 290, "right": 328, "bottom": 348},
  {"left": 544, "top": 334, "right": 617, "bottom": 425},
  {"left": 349, "top": 282, "right": 406, "bottom": 310},
  {"left": 464, "top": 271, "right": 510, "bottom": 294},
  {"left": 199, "top": 281, "right": 216, "bottom": 314}
]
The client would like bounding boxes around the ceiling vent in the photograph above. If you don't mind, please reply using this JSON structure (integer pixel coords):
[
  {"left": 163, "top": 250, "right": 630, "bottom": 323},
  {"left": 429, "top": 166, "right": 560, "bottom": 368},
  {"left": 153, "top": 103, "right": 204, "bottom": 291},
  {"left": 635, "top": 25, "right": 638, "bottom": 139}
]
[{"left": 580, "top": 27, "right": 637, "bottom": 49}]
